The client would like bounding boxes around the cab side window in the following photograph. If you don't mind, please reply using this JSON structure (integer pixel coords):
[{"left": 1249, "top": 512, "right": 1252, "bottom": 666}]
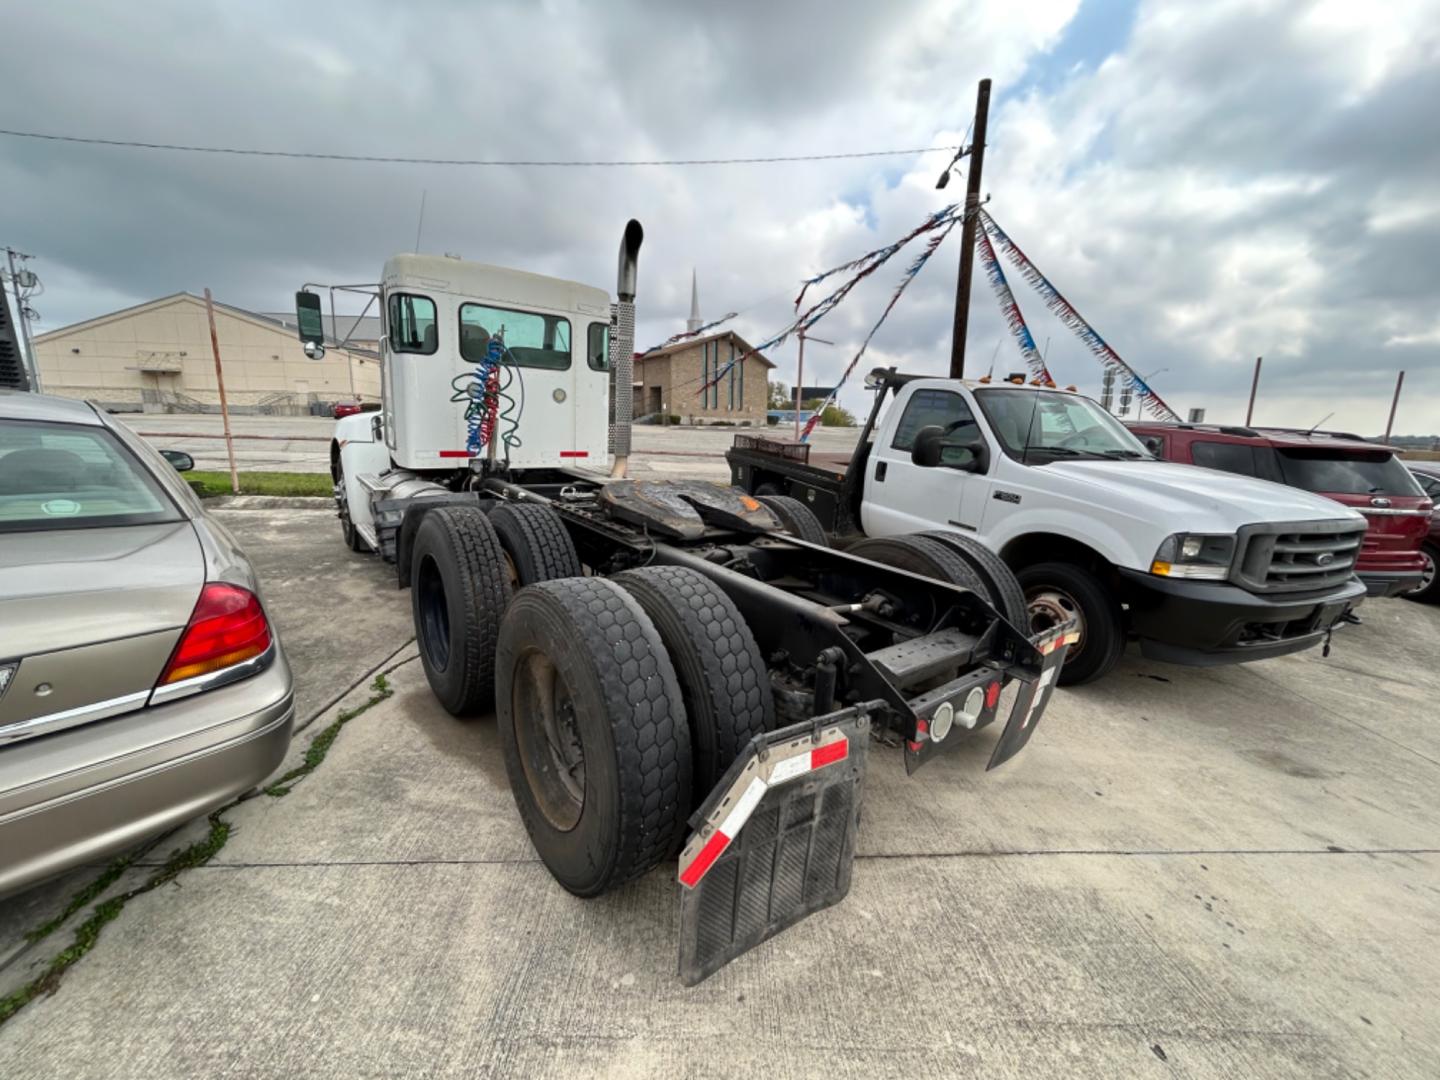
[
  {"left": 387, "top": 293, "right": 438, "bottom": 355},
  {"left": 1191, "top": 440, "right": 1259, "bottom": 477},
  {"left": 891, "top": 390, "right": 977, "bottom": 451}
]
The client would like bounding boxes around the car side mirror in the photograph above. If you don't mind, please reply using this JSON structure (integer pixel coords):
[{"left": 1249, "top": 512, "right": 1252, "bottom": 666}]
[
  {"left": 371, "top": 414, "right": 383, "bottom": 441},
  {"left": 911, "top": 426, "right": 987, "bottom": 473},
  {"left": 295, "top": 291, "right": 326, "bottom": 357},
  {"left": 159, "top": 449, "right": 194, "bottom": 472}
]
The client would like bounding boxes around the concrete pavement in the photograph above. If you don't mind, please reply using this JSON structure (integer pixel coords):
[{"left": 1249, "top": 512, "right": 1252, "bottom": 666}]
[{"left": 2, "top": 507, "right": 1438, "bottom": 1077}]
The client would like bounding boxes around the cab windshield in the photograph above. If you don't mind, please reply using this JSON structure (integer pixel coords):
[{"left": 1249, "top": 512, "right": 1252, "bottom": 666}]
[{"left": 974, "top": 387, "right": 1152, "bottom": 462}]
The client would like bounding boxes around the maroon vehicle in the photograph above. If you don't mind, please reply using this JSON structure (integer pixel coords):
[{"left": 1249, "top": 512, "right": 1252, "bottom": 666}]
[
  {"left": 1403, "top": 461, "right": 1440, "bottom": 602},
  {"left": 1128, "top": 423, "right": 1432, "bottom": 598},
  {"left": 331, "top": 401, "right": 363, "bottom": 420}
]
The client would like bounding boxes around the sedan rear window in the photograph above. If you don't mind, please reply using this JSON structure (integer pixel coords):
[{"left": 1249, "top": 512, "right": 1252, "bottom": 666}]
[
  {"left": 0, "top": 419, "right": 181, "bottom": 532},
  {"left": 1276, "top": 449, "right": 1424, "bottom": 497}
]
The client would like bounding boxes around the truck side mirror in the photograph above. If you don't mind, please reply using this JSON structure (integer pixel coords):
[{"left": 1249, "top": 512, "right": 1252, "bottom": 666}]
[
  {"left": 911, "top": 426, "right": 987, "bottom": 473},
  {"left": 295, "top": 291, "right": 326, "bottom": 358}
]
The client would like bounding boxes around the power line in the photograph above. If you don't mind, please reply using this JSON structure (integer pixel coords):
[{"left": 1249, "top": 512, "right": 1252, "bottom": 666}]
[{"left": 0, "top": 128, "right": 961, "bottom": 168}]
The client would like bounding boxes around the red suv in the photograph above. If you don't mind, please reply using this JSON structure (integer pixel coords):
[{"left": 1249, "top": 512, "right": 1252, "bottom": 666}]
[
  {"left": 1128, "top": 423, "right": 1432, "bottom": 598},
  {"left": 1403, "top": 461, "right": 1440, "bottom": 602}
]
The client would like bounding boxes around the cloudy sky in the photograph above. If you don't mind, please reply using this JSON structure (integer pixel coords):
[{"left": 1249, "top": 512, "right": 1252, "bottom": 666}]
[{"left": 2, "top": 0, "right": 1437, "bottom": 434}]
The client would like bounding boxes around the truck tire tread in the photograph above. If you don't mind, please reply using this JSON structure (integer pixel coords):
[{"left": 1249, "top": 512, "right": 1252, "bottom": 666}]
[
  {"left": 497, "top": 577, "right": 692, "bottom": 895},
  {"left": 917, "top": 530, "right": 1027, "bottom": 626},
  {"left": 490, "top": 503, "right": 582, "bottom": 584},
  {"left": 613, "top": 566, "right": 774, "bottom": 805},
  {"left": 411, "top": 505, "right": 511, "bottom": 715},
  {"left": 848, "top": 534, "right": 986, "bottom": 596},
  {"left": 757, "top": 494, "right": 829, "bottom": 546}
]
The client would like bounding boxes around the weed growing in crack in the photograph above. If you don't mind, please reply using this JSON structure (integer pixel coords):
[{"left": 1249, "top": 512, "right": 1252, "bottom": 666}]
[{"left": 0, "top": 673, "right": 395, "bottom": 1028}]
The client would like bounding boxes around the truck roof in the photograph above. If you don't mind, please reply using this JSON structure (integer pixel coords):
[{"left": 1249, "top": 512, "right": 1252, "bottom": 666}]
[
  {"left": 868, "top": 368, "right": 1080, "bottom": 394},
  {"left": 381, "top": 253, "right": 611, "bottom": 314}
]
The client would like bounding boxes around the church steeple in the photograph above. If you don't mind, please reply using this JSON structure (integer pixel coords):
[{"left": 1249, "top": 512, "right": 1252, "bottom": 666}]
[{"left": 686, "top": 269, "right": 702, "bottom": 333}]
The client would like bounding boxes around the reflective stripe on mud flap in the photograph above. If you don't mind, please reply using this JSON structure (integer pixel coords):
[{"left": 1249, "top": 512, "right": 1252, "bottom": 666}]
[
  {"left": 677, "top": 706, "right": 875, "bottom": 986},
  {"left": 986, "top": 620, "right": 1078, "bottom": 771}
]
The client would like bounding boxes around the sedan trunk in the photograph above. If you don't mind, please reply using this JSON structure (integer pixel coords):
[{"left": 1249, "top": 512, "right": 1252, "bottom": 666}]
[{"left": 0, "top": 522, "right": 204, "bottom": 743}]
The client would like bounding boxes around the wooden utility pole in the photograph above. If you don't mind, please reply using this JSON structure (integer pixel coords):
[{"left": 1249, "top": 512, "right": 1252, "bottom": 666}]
[
  {"left": 203, "top": 288, "right": 240, "bottom": 495},
  {"left": 948, "top": 78, "right": 991, "bottom": 379},
  {"left": 1245, "top": 355, "right": 1263, "bottom": 426},
  {"left": 1384, "top": 370, "right": 1405, "bottom": 442}
]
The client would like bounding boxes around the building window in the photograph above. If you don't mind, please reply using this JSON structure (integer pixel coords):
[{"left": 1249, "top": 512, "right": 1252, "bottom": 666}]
[
  {"left": 387, "top": 293, "right": 437, "bottom": 354},
  {"left": 458, "top": 303, "right": 571, "bottom": 370},
  {"left": 587, "top": 323, "right": 608, "bottom": 371}
]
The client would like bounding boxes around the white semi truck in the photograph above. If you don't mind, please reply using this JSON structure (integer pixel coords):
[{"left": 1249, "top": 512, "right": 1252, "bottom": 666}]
[{"left": 294, "top": 222, "right": 1074, "bottom": 984}]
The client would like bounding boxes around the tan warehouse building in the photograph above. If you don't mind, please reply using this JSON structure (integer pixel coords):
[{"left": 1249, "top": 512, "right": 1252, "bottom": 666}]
[{"left": 32, "top": 292, "right": 379, "bottom": 413}]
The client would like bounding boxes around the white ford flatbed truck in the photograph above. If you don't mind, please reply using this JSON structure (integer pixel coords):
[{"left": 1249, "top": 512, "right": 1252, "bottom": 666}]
[{"left": 728, "top": 369, "right": 1369, "bottom": 684}]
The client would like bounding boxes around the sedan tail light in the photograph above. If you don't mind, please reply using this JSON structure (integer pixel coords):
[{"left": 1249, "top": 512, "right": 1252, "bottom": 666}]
[{"left": 159, "top": 583, "right": 272, "bottom": 686}]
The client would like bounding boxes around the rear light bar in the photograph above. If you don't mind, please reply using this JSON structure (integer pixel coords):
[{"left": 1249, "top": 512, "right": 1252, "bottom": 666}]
[{"left": 151, "top": 583, "right": 273, "bottom": 703}]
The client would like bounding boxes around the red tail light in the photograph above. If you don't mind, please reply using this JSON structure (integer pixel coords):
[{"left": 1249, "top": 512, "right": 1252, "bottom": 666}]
[{"left": 159, "top": 583, "right": 272, "bottom": 685}]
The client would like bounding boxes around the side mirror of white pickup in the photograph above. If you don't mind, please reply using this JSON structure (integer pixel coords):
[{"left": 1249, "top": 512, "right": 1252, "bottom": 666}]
[{"left": 912, "top": 426, "right": 987, "bottom": 474}]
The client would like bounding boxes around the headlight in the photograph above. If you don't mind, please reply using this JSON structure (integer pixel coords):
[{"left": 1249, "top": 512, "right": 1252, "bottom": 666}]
[{"left": 1151, "top": 533, "right": 1235, "bottom": 580}]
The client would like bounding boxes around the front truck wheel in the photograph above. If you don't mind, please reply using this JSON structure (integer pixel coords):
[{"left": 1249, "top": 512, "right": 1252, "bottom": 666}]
[
  {"left": 613, "top": 566, "right": 774, "bottom": 804},
  {"left": 497, "top": 578, "right": 693, "bottom": 896},
  {"left": 411, "top": 506, "right": 512, "bottom": 716},
  {"left": 1015, "top": 561, "right": 1124, "bottom": 685}
]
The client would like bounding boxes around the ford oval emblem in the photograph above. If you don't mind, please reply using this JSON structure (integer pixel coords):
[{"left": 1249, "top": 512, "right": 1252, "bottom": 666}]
[{"left": 1371, "top": 496, "right": 1391, "bottom": 508}]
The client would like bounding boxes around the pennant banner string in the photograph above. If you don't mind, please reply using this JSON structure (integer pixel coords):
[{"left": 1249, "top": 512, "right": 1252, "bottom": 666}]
[
  {"left": 976, "top": 226, "right": 1053, "bottom": 385},
  {"left": 800, "top": 216, "right": 960, "bottom": 441},
  {"left": 979, "top": 210, "right": 1180, "bottom": 421}
]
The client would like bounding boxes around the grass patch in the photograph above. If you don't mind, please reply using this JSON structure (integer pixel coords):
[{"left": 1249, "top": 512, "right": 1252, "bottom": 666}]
[
  {"left": 265, "top": 674, "right": 391, "bottom": 797},
  {"left": 0, "top": 673, "right": 395, "bottom": 1028},
  {"left": 187, "top": 471, "right": 334, "bottom": 499}
]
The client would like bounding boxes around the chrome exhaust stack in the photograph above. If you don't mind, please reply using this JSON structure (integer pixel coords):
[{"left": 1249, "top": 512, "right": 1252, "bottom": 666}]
[{"left": 609, "top": 219, "right": 643, "bottom": 478}]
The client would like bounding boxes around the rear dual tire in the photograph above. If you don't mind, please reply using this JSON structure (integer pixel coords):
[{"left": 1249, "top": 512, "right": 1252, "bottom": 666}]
[
  {"left": 757, "top": 494, "right": 829, "bottom": 547},
  {"left": 497, "top": 577, "right": 693, "bottom": 896}
]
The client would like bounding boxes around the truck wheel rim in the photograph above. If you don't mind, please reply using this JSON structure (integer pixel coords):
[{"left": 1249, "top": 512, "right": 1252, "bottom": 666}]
[
  {"left": 1025, "top": 587, "right": 1084, "bottom": 663},
  {"left": 1414, "top": 552, "right": 1435, "bottom": 593},
  {"left": 336, "top": 465, "right": 355, "bottom": 541},
  {"left": 513, "top": 650, "right": 586, "bottom": 831},
  {"left": 416, "top": 555, "right": 451, "bottom": 671}
]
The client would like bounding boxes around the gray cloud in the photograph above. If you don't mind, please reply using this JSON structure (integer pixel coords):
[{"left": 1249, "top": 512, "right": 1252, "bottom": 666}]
[{"left": 2, "top": 0, "right": 1436, "bottom": 434}]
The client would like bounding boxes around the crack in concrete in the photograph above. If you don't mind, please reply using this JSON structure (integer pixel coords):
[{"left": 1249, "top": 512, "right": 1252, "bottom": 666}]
[
  {"left": 122, "top": 845, "right": 1440, "bottom": 871},
  {"left": 0, "top": 655, "right": 405, "bottom": 1029}
]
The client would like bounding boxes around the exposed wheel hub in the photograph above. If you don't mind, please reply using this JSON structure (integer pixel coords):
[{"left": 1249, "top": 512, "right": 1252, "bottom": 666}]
[
  {"left": 513, "top": 650, "right": 586, "bottom": 831},
  {"left": 1026, "top": 586, "right": 1085, "bottom": 663}
]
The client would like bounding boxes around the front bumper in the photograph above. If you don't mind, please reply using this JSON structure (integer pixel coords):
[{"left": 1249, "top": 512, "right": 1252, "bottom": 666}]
[
  {"left": 1358, "top": 569, "right": 1425, "bottom": 598},
  {"left": 0, "top": 651, "right": 294, "bottom": 898},
  {"left": 1118, "top": 569, "right": 1366, "bottom": 667}
]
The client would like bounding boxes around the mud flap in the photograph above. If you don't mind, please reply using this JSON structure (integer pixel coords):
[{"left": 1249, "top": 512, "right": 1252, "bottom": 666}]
[
  {"left": 677, "top": 704, "right": 878, "bottom": 986},
  {"left": 986, "top": 622, "right": 1078, "bottom": 770}
]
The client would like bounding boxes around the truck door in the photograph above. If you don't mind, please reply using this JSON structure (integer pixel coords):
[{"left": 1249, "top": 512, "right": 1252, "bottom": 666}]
[{"left": 862, "top": 387, "right": 989, "bottom": 537}]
